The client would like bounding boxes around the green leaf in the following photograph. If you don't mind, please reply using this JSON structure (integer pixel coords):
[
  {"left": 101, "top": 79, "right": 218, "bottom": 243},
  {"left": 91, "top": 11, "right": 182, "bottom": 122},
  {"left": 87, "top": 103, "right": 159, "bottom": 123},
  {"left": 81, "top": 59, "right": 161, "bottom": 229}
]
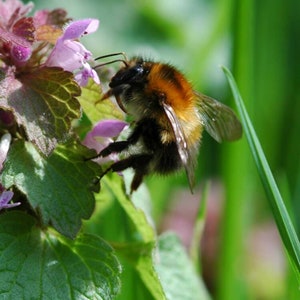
[
  {"left": 114, "top": 242, "right": 166, "bottom": 300},
  {"left": 102, "top": 173, "right": 166, "bottom": 299},
  {"left": 222, "top": 66, "right": 300, "bottom": 283},
  {"left": 0, "top": 67, "right": 81, "bottom": 155},
  {"left": 0, "top": 211, "right": 121, "bottom": 299},
  {"left": 103, "top": 172, "right": 155, "bottom": 244},
  {"left": 155, "top": 233, "right": 211, "bottom": 300},
  {"left": 79, "top": 79, "right": 124, "bottom": 124},
  {"left": 1, "top": 139, "right": 101, "bottom": 238}
]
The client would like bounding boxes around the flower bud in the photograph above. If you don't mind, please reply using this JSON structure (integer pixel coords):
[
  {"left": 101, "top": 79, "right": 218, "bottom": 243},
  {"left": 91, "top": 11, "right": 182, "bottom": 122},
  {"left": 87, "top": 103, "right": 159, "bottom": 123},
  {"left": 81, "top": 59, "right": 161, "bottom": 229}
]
[{"left": 10, "top": 44, "right": 32, "bottom": 63}]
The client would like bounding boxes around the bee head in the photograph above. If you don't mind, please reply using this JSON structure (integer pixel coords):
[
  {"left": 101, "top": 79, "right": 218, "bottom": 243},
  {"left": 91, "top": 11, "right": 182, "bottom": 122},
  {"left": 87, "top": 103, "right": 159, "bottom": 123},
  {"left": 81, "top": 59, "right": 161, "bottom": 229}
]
[{"left": 109, "top": 58, "right": 151, "bottom": 89}]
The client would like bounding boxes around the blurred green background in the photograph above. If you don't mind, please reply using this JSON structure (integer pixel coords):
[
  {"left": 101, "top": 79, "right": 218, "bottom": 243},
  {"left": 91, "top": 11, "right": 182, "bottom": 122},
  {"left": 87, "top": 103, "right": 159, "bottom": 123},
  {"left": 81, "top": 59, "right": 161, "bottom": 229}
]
[{"left": 32, "top": 0, "right": 300, "bottom": 299}]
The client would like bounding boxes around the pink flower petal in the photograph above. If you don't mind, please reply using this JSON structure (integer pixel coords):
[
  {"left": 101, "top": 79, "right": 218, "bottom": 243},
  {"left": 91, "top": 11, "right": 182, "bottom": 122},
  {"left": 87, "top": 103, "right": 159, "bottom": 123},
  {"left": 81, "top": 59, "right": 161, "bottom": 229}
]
[
  {"left": 91, "top": 119, "right": 128, "bottom": 138},
  {"left": 75, "top": 62, "right": 100, "bottom": 86},
  {"left": 0, "top": 190, "right": 14, "bottom": 205},
  {"left": 46, "top": 39, "right": 91, "bottom": 71},
  {"left": 83, "top": 120, "right": 128, "bottom": 164},
  {"left": 63, "top": 19, "right": 99, "bottom": 40},
  {"left": 0, "top": 0, "right": 33, "bottom": 26},
  {"left": 33, "top": 10, "right": 50, "bottom": 26},
  {"left": 0, "top": 190, "right": 20, "bottom": 210}
]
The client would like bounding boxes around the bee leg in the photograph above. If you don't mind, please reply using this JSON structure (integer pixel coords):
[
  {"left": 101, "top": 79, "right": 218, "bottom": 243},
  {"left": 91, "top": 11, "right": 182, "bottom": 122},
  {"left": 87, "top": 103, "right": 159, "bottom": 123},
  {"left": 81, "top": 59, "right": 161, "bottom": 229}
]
[
  {"left": 86, "top": 128, "right": 141, "bottom": 161},
  {"left": 99, "top": 123, "right": 144, "bottom": 157},
  {"left": 100, "top": 141, "right": 130, "bottom": 157},
  {"left": 130, "top": 171, "right": 145, "bottom": 193},
  {"left": 103, "top": 153, "right": 152, "bottom": 192},
  {"left": 84, "top": 141, "right": 131, "bottom": 161}
]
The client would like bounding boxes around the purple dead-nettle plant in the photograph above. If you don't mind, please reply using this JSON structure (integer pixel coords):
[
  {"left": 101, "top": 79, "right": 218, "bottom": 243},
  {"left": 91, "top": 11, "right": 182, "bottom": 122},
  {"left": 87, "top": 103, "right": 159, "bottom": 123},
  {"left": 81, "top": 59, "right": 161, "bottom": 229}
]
[
  {"left": 0, "top": 0, "right": 100, "bottom": 155},
  {"left": 0, "top": 0, "right": 62, "bottom": 69},
  {"left": 0, "top": 0, "right": 99, "bottom": 83},
  {"left": 0, "top": 0, "right": 34, "bottom": 66},
  {"left": 45, "top": 18, "right": 100, "bottom": 86}
]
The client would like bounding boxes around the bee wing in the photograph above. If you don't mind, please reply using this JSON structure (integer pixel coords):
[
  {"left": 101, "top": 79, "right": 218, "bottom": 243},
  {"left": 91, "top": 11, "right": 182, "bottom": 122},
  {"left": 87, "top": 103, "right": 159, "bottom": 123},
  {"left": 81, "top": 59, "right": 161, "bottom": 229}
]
[
  {"left": 196, "top": 92, "right": 242, "bottom": 143},
  {"left": 162, "top": 102, "right": 195, "bottom": 191}
]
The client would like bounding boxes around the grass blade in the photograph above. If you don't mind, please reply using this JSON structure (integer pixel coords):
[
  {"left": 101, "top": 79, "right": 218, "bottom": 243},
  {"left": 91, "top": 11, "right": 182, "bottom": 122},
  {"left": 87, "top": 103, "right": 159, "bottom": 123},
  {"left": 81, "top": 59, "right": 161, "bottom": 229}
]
[
  {"left": 222, "top": 66, "right": 300, "bottom": 284},
  {"left": 189, "top": 181, "right": 210, "bottom": 274}
]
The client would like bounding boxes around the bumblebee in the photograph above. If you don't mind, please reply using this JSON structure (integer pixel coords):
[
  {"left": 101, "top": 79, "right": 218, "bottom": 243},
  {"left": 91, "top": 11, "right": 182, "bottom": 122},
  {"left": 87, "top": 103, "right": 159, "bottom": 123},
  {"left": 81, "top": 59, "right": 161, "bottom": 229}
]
[{"left": 95, "top": 53, "right": 242, "bottom": 193}]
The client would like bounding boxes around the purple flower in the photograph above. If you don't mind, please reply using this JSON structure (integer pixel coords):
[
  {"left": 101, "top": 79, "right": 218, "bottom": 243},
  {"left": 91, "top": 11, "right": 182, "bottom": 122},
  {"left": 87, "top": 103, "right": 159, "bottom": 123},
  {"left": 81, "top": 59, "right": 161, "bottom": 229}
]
[
  {"left": 0, "top": 2, "right": 100, "bottom": 85},
  {"left": 0, "top": 0, "right": 33, "bottom": 26},
  {"left": 10, "top": 44, "right": 32, "bottom": 62},
  {"left": 83, "top": 119, "right": 128, "bottom": 164},
  {"left": 0, "top": 0, "right": 34, "bottom": 65},
  {"left": 0, "top": 1, "right": 83, "bottom": 72},
  {"left": 0, "top": 190, "right": 20, "bottom": 211},
  {"left": 45, "top": 18, "right": 100, "bottom": 86},
  {"left": 75, "top": 61, "right": 99, "bottom": 86}
]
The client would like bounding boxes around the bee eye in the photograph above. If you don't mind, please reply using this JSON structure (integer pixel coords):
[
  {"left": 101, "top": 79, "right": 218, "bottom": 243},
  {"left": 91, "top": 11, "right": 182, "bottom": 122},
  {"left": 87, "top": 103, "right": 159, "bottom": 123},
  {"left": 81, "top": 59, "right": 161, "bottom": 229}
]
[
  {"left": 132, "top": 65, "right": 144, "bottom": 76},
  {"left": 110, "top": 64, "right": 148, "bottom": 87}
]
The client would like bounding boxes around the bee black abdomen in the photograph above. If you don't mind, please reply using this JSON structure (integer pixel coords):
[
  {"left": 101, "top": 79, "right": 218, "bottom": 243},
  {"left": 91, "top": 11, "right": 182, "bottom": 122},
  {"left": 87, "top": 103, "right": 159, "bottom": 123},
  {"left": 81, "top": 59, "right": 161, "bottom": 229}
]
[
  {"left": 153, "top": 142, "right": 182, "bottom": 174},
  {"left": 139, "top": 118, "right": 182, "bottom": 174}
]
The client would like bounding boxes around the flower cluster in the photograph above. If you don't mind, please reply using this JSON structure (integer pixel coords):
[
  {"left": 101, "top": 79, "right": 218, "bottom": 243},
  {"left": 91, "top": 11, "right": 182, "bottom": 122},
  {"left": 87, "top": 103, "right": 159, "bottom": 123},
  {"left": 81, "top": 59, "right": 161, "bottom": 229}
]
[
  {"left": 45, "top": 18, "right": 100, "bottom": 86},
  {"left": 0, "top": 0, "right": 128, "bottom": 212},
  {"left": 0, "top": 0, "right": 108, "bottom": 211},
  {"left": 0, "top": 0, "right": 99, "bottom": 85}
]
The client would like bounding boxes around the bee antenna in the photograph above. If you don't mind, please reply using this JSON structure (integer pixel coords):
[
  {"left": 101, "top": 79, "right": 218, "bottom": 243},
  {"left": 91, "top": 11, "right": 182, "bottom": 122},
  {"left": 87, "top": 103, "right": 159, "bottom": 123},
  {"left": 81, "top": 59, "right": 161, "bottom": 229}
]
[
  {"left": 95, "top": 52, "right": 128, "bottom": 61},
  {"left": 94, "top": 59, "right": 128, "bottom": 69},
  {"left": 94, "top": 52, "right": 129, "bottom": 69}
]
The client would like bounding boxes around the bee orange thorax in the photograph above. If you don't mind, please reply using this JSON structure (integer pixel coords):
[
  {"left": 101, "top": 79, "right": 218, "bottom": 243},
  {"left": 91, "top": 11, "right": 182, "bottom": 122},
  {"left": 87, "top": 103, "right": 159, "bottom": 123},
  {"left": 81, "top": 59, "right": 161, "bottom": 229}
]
[
  {"left": 146, "top": 62, "right": 201, "bottom": 147},
  {"left": 147, "top": 63, "right": 195, "bottom": 118}
]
